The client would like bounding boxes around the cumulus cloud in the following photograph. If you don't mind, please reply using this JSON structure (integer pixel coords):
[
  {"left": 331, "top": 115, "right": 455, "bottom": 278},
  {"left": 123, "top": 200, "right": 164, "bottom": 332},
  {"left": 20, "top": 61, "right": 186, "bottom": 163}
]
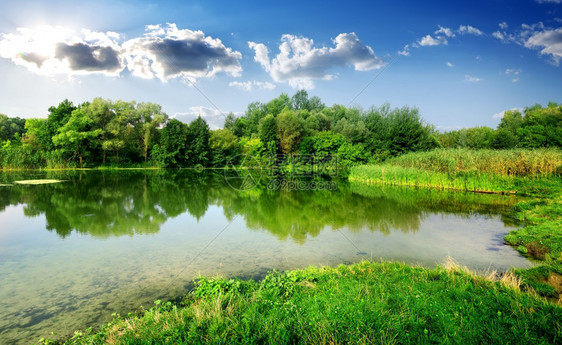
[
  {"left": 229, "top": 80, "right": 276, "bottom": 91},
  {"left": 418, "top": 34, "right": 445, "bottom": 46},
  {"left": 435, "top": 26, "right": 455, "bottom": 38},
  {"left": 464, "top": 74, "right": 482, "bottom": 82},
  {"left": 0, "top": 23, "right": 242, "bottom": 81},
  {"left": 55, "top": 43, "right": 121, "bottom": 72},
  {"left": 122, "top": 24, "right": 242, "bottom": 81},
  {"left": 458, "top": 25, "right": 484, "bottom": 36},
  {"left": 446, "top": 61, "right": 454, "bottom": 67},
  {"left": 499, "top": 22, "right": 509, "bottom": 30},
  {"left": 248, "top": 32, "right": 384, "bottom": 89},
  {"left": 0, "top": 26, "right": 123, "bottom": 76},
  {"left": 525, "top": 27, "right": 562, "bottom": 65}
]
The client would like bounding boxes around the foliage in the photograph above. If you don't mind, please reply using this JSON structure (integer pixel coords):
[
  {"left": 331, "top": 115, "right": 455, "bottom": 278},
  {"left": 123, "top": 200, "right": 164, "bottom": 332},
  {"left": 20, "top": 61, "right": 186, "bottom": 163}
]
[
  {"left": 158, "top": 119, "right": 189, "bottom": 167},
  {"left": 258, "top": 114, "right": 278, "bottom": 155},
  {"left": 439, "top": 103, "right": 562, "bottom": 150},
  {"left": 210, "top": 128, "right": 240, "bottom": 166},
  {"left": 186, "top": 116, "right": 211, "bottom": 166},
  {"left": 276, "top": 108, "right": 305, "bottom": 154}
]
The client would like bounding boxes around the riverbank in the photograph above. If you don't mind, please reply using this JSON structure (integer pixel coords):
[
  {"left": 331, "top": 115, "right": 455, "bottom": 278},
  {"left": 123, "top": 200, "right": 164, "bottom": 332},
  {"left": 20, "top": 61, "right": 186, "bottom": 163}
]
[
  {"left": 349, "top": 149, "right": 562, "bottom": 301},
  {"left": 39, "top": 260, "right": 561, "bottom": 345}
]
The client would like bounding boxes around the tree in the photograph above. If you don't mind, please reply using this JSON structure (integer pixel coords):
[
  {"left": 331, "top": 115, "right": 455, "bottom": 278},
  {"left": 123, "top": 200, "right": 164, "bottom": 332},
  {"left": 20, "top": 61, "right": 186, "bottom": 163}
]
[
  {"left": 258, "top": 114, "right": 278, "bottom": 154},
  {"left": 276, "top": 109, "right": 304, "bottom": 155},
  {"left": 492, "top": 128, "right": 517, "bottom": 149},
  {"left": 210, "top": 128, "right": 240, "bottom": 166},
  {"left": 136, "top": 102, "right": 168, "bottom": 162},
  {"left": 0, "top": 114, "right": 25, "bottom": 142},
  {"left": 224, "top": 113, "right": 237, "bottom": 131},
  {"left": 160, "top": 119, "right": 188, "bottom": 167},
  {"left": 187, "top": 116, "right": 211, "bottom": 166},
  {"left": 52, "top": 109, "right": 103, "bottom": 167},
  {"left": 46, "top": 99, "right": 77, "bottom": 151},
  {"left": 498, "top": 110, "right": 523, "bottom": 134},
  {"left": 265, "top": 93, "right": 291, "bottom": 115},
  {"left": 22, "top": 118, "right": 50, "bottom": 150}
]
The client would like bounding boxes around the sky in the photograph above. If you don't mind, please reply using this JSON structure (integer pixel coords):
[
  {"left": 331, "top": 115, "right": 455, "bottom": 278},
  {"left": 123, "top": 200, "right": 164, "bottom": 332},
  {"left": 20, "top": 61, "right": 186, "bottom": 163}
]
[{"left": 0, "top": 0, "right": 561, "bottom": 130}]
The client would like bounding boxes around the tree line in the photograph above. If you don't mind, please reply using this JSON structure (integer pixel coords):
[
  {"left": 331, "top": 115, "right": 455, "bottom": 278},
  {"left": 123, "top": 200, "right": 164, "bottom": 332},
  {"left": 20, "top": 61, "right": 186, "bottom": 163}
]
[
  {"left": 436, "top": 103, "right": 562, "bottom": 150},
  {"left": 0, "top": 91, "right": 560, "bottom": 169}
]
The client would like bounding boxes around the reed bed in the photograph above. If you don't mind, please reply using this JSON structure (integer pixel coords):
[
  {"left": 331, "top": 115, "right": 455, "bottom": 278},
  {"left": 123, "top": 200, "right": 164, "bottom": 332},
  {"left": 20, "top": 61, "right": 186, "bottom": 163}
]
[
  {"left": 386, "top": 148, "right": 561, "bottom": 177},
  {"left": 349, "top": 148, "right": 561, "bottom": 194}
]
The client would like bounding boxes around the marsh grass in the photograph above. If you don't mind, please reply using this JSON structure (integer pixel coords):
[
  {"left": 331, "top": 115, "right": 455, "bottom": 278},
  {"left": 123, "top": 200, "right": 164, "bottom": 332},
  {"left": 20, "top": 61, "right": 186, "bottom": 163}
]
[
  {"left": 40, "top": 260, "right": 562, "bottom": 345},
  {"left": 350, "top": 148, "right": 561, "bottom": 194},
  {"left": 386, "top": 148, "right": 562, "bottom": 177}
]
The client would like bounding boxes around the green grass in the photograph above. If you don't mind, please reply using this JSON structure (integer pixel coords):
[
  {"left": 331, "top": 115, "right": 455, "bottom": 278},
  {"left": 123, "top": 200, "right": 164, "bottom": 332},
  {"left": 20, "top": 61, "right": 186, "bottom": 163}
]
[{"left": 39, "top": 260, "right": 562, "bottom": 345}]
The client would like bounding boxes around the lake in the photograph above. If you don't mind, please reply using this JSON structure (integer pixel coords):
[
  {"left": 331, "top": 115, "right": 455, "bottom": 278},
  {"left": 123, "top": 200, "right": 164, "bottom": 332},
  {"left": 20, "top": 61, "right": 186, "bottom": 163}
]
[{"left": 0, "top": 170, "right": 531, "bottom": 345}]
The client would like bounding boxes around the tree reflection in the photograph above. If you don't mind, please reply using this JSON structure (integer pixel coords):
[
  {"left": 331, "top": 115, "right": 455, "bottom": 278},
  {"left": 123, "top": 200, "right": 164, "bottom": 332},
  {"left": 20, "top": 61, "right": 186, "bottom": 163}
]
[{"left": 0, "top": 170, "right": 518, "bottom": 241}]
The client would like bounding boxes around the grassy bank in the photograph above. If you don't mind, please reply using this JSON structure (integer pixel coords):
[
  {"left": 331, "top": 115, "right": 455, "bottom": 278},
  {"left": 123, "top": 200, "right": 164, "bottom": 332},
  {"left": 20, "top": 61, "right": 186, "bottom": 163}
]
[
  {"left": 349, "top": 148, "right": 561, "bottom": 194},
  {"left": 40, "top": 260, "right": 561, "bottom": 345},
  {"left": 350, "top": 148, "right": 562, "bottom": 300}
]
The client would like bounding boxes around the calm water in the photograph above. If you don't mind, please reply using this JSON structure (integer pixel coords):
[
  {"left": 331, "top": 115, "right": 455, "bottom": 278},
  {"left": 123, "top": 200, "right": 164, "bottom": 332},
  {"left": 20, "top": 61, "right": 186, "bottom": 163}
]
[{"left": 0, "top": 170, "right": 530, "bottom": 345}]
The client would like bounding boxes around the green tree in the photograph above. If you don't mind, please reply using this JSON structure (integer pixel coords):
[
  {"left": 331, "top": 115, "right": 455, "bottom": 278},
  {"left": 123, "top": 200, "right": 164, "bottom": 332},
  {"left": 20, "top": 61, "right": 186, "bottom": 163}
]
[
  {"left": 0, "top": 114, "right": 25, "bottom": 141},
  {"left": 210, "top": 128, "right": 240, "bottom": 166},
  {"left": 159, "top": 119, "right": 188, "bottom": 167},
  {"left": 22, "top": 118, "right": 50, "bottom": 150},
  {"left": 276, "top": 109, "right": 304, "bottom": 155},
  {"left": 52, "top": 109, "right": 103, "bottom": 167},
  {"left": 187, "top": 116, "right": 211, "bottom": 166},
  {"left": 258, "top": 114, "right": 278, "bottom": 154},
  {"left": 498, "top": 110, "right": 523, "bottom": 134},
  {"left": 492, "top": 128, "right": 517, "bottom": 149},
  {"left": 46, "top": 99, "right": 77, "bottom": 150},
  {"left": 136, "top": 102, "right": 168, "bottom": 163}
]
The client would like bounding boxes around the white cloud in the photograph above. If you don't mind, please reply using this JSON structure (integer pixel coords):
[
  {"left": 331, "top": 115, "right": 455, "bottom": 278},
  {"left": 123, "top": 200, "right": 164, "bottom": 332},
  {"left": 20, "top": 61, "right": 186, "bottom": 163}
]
[
  {"left": 499, "top": 22, "right": 509, "bottom": 30},
  {"left": 229, "top": 80, "right": 276, "bottom": 91},
  {"left": 0, "top": 25, "right": 123, "bottom": 76},
  {"left": 172, "top": 106, "right": 226, "bottom": 130},
  {"left": 464, "top": 74, "right": 482, "bottom": 82},
  {"left": 525, "top": 27, "right": 562, "bottom": 65},
  {"left": 435, "top": 26, "right": 455, "bottom": 38},
  {"left": 0, "top": 23, "right": 242, "bottom": 81},
  {"left": 248, "top": 32, "right": 385, "bottom": 89},
  {"left": 492, "top": 31, "right": 506, "bottom": 40},
  {"left": 446, "top": 61, "right": 454, "bottom": 67},
  {"left": 535, "top": 0, "right": 561, "bottom": 3},
  {"left": 458, "top": 25, "right": 484, "bottom": 36},
  {"left": 418, "top": 34, "right": 445, "bottom": 46},
  {"left": 398, "top": 44, "right": 410, "bottom": 56},
  {"left": 122, "top": 24, "right": 242, "bottom": 81},
  {"left": 505, "top": 68, "right": 521, "bottom": 75}
]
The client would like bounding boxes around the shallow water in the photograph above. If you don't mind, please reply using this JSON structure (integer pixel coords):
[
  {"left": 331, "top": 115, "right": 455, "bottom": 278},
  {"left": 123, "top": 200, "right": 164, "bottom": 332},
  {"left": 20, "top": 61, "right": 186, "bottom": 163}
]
[{"left": 0, "top": 170, "right": 530, "bottom": 345}]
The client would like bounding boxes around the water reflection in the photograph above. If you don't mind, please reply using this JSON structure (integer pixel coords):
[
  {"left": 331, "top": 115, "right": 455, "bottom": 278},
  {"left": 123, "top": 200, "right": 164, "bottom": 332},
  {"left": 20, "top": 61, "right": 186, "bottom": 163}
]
[
  {"left": 0, "top": 170, "right": 527, "bottom": 345},
  {"left": 0, "top": 170, "right": 518, "bottom": 242}
]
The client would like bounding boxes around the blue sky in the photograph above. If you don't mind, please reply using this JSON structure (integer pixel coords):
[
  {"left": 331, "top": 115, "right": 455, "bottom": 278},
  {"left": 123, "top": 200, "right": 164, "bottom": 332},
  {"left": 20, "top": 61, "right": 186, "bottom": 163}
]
[{"left": 0, "top": 0, "right": 561, "bottom": 130}]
